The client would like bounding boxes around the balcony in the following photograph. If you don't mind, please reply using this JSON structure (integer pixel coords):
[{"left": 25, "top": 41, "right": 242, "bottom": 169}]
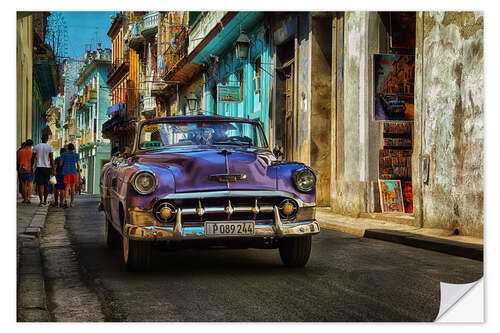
[
  {"left": 82, "top": 88, "right": 97, "bottom": 105},
  {"left": 161, "top": 27, "right": 188, "bottom": 80},
  {"left": 140, "top": 96, "right": 156, "bottom": 119},
  {"left": 129, "top": 21, "right": 145, "bottom": 50},
  {"left": 141, "top": 12, "right": 159, "bottom": 38},
  {"left": 188, "top": 11, "right": 227, "bottom": 54},
  {"left": 107, "top": 54, "right": 130, "bottom": 87}
]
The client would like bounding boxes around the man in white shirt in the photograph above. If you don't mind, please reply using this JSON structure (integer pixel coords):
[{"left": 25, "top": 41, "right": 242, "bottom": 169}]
[{"left": 32, "top": 134, "right": 54, "bottom": 206}]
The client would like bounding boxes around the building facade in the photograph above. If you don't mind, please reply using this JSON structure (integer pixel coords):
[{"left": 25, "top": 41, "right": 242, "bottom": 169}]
[
  {"left": 74, "top": 49, "right": 112, "bottom": 194},
  {"left": 101, "top": 11, "right": 484, "bottom": 237},
  {"left": 16, "top": 12, "right": 59, "bottom": 147},
  {"left": 103, "top": 12, "right": 141, "bottom": 154}
]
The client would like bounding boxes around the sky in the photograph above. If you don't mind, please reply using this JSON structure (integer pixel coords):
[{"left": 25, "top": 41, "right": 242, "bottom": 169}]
[{"left": 48, "top": 11, "right": 117, "bottom": 60}]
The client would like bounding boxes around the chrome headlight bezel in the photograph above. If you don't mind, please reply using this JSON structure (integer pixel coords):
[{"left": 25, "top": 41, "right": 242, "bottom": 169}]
[
  {"left": 131, "top": 170, "right": 158, "bottom": 195},
  {"left": 293, "top": 167, "right": 316, "bottom": 193}
]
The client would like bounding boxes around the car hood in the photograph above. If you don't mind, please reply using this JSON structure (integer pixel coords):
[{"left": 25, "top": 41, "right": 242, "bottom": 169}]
[{"left": 134, "top": 147, "right": 277, "bottom": 192}]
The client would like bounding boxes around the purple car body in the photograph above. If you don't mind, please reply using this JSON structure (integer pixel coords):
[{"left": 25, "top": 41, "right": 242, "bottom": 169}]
[{"left": 100, "top": 115, "right": 320, "bottom": 271}]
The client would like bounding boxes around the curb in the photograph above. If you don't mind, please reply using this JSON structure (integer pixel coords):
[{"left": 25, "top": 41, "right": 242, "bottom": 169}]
[
  {"left": 17, "top": 205, "right": 51, "bottom": 322},
  {"left": 363, "top": 229, "right": 483, "bottom": 262}
]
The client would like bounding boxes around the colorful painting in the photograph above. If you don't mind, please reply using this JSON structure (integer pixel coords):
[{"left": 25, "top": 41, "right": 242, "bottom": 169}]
[
  {"left": 373, "top": 54, "right": 415, "bottom": 121},
  {"left": 217, "top": 85, "right": 242, "bottom": 103},
  {"left": 402, "top": 181, "right": 413, "bottom": 214},
  {"left": 378, "top": 179, "right": 405, "bottom": 213}
]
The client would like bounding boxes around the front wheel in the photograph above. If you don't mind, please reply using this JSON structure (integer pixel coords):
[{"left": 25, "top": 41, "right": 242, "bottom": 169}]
[
  {"left": 278, "top": 236, "right": 312, "bottom": 267},
  {"left": 123, "top": 235, "right": 152, "bottom": 272}
]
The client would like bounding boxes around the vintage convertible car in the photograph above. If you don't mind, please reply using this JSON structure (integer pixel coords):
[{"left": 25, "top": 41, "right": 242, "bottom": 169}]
[{"left": 99, "top": 115, "right": 320, "bottom": 271}]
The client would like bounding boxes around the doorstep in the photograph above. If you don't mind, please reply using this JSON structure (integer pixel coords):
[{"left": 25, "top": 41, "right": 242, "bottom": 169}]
[{"left": 316, "top": 207, "right": 483, "bottom": 252}]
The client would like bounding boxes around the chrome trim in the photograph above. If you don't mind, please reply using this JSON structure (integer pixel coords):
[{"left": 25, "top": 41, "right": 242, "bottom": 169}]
[
  {"left": 124, "top": 220, "right": 320, "bottom": 241},
  {"left": 207, "top": 173, "right": 247, "bottom": 183},
  {"left": 130, "top": 170, "right": 158, "bottom": 195},
  {"left": 162, "top": 190, "right": 315, "bottom": 208},
  {"left": 273, "top": 206, "right": 284, "bottom": 237},
  {"left": 174, "top": 208, "right": 183, "bottom": 240}
]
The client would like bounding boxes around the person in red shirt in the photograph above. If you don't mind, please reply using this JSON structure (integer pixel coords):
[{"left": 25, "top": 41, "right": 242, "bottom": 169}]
[{"left": 17, "top": 139, "right": 34, "bottom": 203}]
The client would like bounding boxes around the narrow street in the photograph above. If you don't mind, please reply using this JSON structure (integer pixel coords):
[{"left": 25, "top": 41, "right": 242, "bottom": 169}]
[{"left": 39, "top": 195, "right": 483, "bottom": 322}]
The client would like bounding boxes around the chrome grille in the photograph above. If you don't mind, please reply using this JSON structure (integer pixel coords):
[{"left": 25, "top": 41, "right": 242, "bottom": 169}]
[{"left": 152, "top": 197, "right": 295, "bottom": 226}]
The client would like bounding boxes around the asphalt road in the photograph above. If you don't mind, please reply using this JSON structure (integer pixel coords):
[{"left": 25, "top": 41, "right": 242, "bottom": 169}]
[{"left": 40, "top": 195, "right": 483, "bottom": 322}]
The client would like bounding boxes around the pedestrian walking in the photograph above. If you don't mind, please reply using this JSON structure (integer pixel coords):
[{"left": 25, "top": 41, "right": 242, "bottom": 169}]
[
  {"left": 32, "top": 134, "right": 55, "bottom": 206},
  {"left": 81, "top": 176, "right": 86, "bottom": 193},
  {"left": 17, "top": 139, "right": 34, "bottom": 203},
  {"left": 59, "top": 143, "right": 80, "bottom": 208},
  {"left": 17, "top": 141, "right": 26, "bottom": 196},
  {"left": 52, "top": 147, "right": 66, "bottom": 207}
]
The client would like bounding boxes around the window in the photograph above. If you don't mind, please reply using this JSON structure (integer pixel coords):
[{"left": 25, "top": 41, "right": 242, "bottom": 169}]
[{"left": 138, "top": 121, "right": 268, "bottom": 149}]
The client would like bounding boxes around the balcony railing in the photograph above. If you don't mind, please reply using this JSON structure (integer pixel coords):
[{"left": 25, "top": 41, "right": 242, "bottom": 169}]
[
  {"left": 108, "top": 53, "right": 129, "bottom": 78},
  {"left": 82, "top": 88, "right": 97, "bottom": 104},
  {"left": 188, "top": 11, "right": 227, "bottom": 54},
  {"left": 162, "top": 27, "right": 188, "bottom": 79},
  {"left": 141, "top": 12, "right": 159, "bottom": 36}
]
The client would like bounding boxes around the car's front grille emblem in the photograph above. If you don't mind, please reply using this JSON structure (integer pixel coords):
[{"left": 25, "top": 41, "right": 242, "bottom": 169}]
[{"left": 207, "top": 174, "right": 247, "bottom": 183}]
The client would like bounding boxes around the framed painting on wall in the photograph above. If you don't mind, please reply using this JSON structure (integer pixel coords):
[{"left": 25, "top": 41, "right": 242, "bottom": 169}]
[
  {"left": 373, "top": 54, "right": 415, "bottom": 121},
  {"left": 378, "top": 179, "right": 405, "bottom": 213}
]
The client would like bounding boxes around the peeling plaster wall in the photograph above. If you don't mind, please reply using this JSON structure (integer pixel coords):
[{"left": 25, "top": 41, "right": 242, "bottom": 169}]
[
  {"left": 296, "top": 13, "right": 311, "bottom": 165},
  {"left": 416, "top": 12, "right": 483, "bottom": 237},
  {"left": 330, "top": 11, "right": 375, "bottom": 216}
]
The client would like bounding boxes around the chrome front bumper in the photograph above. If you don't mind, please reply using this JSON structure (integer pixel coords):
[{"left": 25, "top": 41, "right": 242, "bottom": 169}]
[{"left": 125, "top": 205, "right": 320, "bottom": 241}]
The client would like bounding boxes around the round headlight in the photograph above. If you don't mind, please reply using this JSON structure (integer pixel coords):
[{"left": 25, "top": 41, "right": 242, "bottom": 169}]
[
  {"left": 131, "top": 171, "right": 157, "bottom": 195},
  {"left": 293, "top": 167, "right": 316, "bottom": 192}
]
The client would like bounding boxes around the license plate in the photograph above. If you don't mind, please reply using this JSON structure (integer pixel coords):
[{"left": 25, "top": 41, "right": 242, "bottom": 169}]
[{"left": 205, "top": 222, "right": 255, "bottom": 236}]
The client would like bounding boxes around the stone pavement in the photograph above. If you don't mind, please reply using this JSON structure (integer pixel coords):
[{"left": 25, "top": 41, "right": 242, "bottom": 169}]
[
  {"left": 317, "top": 208, "right": 483, "bottom": 261},
  {"left": 16, "top": 194, "right": 51, "bottom": 322}
]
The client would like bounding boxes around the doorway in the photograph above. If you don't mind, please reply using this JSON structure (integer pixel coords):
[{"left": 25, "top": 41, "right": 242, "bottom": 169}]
[{"left": 275, "top": 38, "right": 295, "bottom": 161}]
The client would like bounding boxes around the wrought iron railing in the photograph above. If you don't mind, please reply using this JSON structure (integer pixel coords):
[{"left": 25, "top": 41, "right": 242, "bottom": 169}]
[
  {"left": 141, "top": 12, "right": 159, "bottom": 33},
  {"left": 162, "top": 26, "right": 188, "bottom": 78},
  {"left": 108, "top": 53, "right": 129, "bottom": 77}
]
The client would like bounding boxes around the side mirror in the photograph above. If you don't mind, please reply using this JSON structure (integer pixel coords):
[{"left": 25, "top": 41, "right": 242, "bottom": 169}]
[{"left": 273, "top": 146, "right": 284, "bottom": 160}]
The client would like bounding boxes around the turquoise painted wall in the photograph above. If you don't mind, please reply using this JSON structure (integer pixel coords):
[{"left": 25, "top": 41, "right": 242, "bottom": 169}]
[{"left": 203, "top": 21, "right": 272, "bottom": 141}]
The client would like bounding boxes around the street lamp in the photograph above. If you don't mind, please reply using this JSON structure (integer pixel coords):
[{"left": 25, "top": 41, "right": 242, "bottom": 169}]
[
  {"left": 186, "top": 92, "right": 198, "bottom": 112},
  {"left": 234, "top": 30, "right": 251, "bottom": 60}
]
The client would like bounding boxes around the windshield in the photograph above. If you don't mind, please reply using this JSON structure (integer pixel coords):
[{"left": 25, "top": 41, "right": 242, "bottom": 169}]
[{"left": 138, "top": 121, "right": 268, "bottom": 150}]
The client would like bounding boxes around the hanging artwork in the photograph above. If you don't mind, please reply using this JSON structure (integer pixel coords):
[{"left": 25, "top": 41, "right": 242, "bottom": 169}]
[
  {"left": 373, "top": 54, "right": 415, "bottom": 121},
  {"left": 378, "top": 179, "right": 405, "bottom": 213}
]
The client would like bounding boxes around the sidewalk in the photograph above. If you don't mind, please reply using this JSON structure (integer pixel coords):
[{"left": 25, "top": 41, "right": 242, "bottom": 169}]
[
  {"left": 16, "top": 194, "right": 51, "bottom": 322},
  {"left": 317, "top": 208, "right": 483, "bottom": 261}
]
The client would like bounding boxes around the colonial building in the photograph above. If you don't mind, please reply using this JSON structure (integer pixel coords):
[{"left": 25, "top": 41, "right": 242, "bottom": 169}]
[
  {"left": 62, "top": 58, "right": 86, "bottom": 145},
  {"left": 103, "top": 12, "right": 141, "bottom": 154},
  {"left": 102, "top": 11, "right": 483, "bottom": 237},
  {"left": 73, "top": 48, "right": 112, "bottom": 194},
  {"left": 16, "top": 12, "right": 59, "bottom": 146}
]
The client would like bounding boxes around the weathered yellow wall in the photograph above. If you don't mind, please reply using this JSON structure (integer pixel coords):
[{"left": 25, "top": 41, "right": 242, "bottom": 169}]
[
  {"left": 16, "top": 14, "right": 33, "bottom": 147},
  {"left": 128, "top": 48, "right": 139, "bottom": 119}
]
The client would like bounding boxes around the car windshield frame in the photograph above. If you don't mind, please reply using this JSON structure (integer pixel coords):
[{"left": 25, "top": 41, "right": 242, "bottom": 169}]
[{"left": 135, "top": 120, "right": 269, "bottom": 152}]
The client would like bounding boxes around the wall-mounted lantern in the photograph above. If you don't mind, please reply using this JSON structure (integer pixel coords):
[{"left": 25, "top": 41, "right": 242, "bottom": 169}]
[
  {"left": 234, "top": 30, "right": 251, "bottom": 60},
  {"left": 186, "top": 91, "right": 198, "bottom": 112}
]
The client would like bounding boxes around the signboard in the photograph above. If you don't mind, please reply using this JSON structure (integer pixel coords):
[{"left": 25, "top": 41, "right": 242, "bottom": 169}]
[
  {"left": 217, "top": 85, "right": 242, "bottom": 103},
  {"left": 373, "top": 54, "right": 415, "bottom": 121}
]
